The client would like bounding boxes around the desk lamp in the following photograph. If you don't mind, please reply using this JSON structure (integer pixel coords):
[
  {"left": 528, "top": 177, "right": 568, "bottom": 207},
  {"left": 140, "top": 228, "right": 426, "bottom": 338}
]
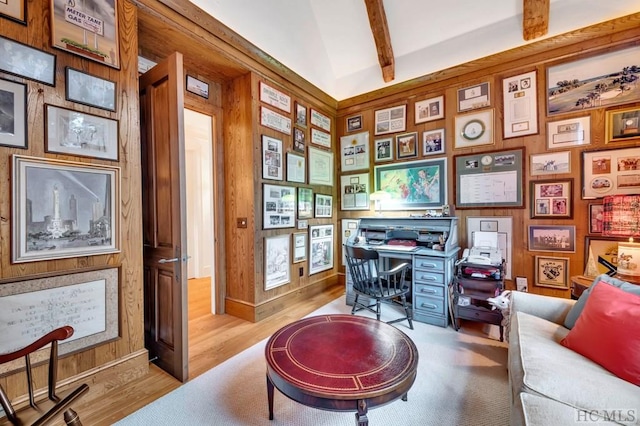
[{"left": 369, "top": 191, "right": 390, "bottom": 216}]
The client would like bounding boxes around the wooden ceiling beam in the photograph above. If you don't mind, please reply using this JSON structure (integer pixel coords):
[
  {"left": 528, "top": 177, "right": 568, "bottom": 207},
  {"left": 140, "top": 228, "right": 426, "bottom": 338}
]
[
  {"left": 364, "top": 0, "right": 395, "bottom": 82},
  {"left": 523, "top": 0, "right": 550, "bottom": 41}
]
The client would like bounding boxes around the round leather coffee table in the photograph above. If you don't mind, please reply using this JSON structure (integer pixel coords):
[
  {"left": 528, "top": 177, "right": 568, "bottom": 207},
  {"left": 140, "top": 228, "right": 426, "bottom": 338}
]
[{"left": 265, "top": 314, "right": 418, "bottom": 425}]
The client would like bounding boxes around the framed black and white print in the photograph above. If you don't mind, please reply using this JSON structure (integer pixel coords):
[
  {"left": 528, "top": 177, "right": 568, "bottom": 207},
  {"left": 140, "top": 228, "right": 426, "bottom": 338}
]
[
  {"left": 0, "top": 35, "right": 56, "bottom": 86},
  {"left": 374, "top": 105, "right": 406, "bottom": 135},
  {"left": 309, "top": 224, "right": 334, "bottom": 275},
  {"left": 262, "top": 135, "right": 283, "bottom": 181},
  {"left": 415, "top": 95, "right": 444, "bottom": 124},
  {"left": 374, "top": 138, "right": 393, "bottom": 162},
  {"left": 346, "top": 115, "right": 363, "bottom": 132},
  {"left": 396, "top": 132, "right": 418, "bottom": 159},
  {"left": 528, "top": 225, "right": 575, "bottom": 253},
  {"left": 0, "top": 0, "right": 26, "bottom": 24},
  {"left": 264, "top": 234, "right": 290, "bottom": 290},
  {"left": 293, "top": 127, "right": 305, "bottom": 153},
  {"left": 295, "top": 102, "right": 307, "bottom": 127},
  {"left": 314, "top": 194, "right": 333, "bottom": 218},
  {"left": 297, "top": 187, "right": 313, "bottom": 219},
  {"left": 263, "top": 184, "right": 295, "bottom": 229},
  {"left": 340, "top": 173, "right": 369, "bottom": 211},
  {"left": 66, "top": 67, "right": 117, "bottom": 111},
  {"left": 0, "top": 78, "right": 27, "bottom": 149}
]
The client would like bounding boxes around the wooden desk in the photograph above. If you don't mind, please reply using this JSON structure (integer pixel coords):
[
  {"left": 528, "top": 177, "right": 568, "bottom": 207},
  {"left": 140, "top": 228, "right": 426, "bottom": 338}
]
[
  {"left": 570, "top": 275, "right": 594, "bottom": 299},
  {"left": 265, "top": 314, "right": 418, "bottom": 425}
]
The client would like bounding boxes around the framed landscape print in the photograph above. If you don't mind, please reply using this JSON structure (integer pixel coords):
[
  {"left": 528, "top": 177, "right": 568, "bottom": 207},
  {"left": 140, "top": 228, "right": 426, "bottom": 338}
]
[
  {"left": 454, "top": 109, "right": 494, "bottom": 149},
  {"left": 502, "top": 70, "right": 538, "bottom": 138},
  {"left": 606, "top": 106, "right": 640, "bottom": 143},
  {"left": 528, "top": 225, "right": 575, "bottom": 253},
  {"left": 65, "top": 67, "right": 117, "bottom": 111},
  {"left": 262, "top": 135, "right": 283, "bottom": 181},
  {"left": 530, "top": 179, "right": 573, "bottom": 219},
  {"left": 340, "top": 132, "right": 369, "bottom": 172},
  {"left": 0, "top": 0, "right": 26, "bottom": 24},
  {"left": 263, "top": 184, "right": 295, "bottom": 229},
  {"left": 0, "top": 78, "right": 27, "bottom": 149},
  {"left": 264, "top": 234, "right": 290, "bottom": 290},
  {"left": 374, "top": 138, "right": 393, "bottom": 162},
  {"left": 415, "top": 95, "right": 444, "bottom": 124},
  {"left": 309, "top": 224, "right": 334, "bottom": 275},
  {"left": 535, "top": 256, "right": 569, "bottom": 289},
  {"left": 374, "top": 104, "right": 406, "bottom": 135},
  {"left": 422, "top": 129, "right": 445, "bottom": 156},
  {"left": 582, "top": 147, "right": 640, "bottom": 198},
  {"left": 0, "top": 35, "right": 56, "bottom": 86},
  {"left": 374, "top": 158, "right": 446, "bottom": 210},
  {"left": 396, "top": 132, "right": 418, "bottom": 159},
  {"left": 297, "top": 187, "right": 313, "bottom": 219},
  {"left": 340, "top": 173, "right": 369, "bottom": 211}
]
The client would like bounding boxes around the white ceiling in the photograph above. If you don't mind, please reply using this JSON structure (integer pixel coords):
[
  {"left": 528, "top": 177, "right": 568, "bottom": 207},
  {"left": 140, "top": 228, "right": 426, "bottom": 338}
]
[{"left": 189, "top": 0, "right": 640, "bottom": 101}]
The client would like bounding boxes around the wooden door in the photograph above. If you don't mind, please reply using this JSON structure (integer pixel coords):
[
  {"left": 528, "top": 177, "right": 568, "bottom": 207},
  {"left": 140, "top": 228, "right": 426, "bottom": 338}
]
[{"left": 139, "top": 52, "right": 188, "bottom": 382}]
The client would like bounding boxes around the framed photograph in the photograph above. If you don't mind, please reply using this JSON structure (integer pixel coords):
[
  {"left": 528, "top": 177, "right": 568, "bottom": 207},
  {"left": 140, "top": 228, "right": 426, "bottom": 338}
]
[
  {"left": 340, "top": 132, "right": 369, "bottom": 172},
  {"left": 374, "top": 158, "right": 446, "bottom": 210},
  {"left": 292, "top": 232, "right": 307, "bottom": 263},
  {"left": 589, "top": 203, "right": 604, "bottom": 234},
  {"left": 535, "top": 256, "right": 569, "bottom": 289},
  {"left": 309, "top": 224, "right": 334, "bottom": 275},
  {"left": 454, "top": 148, "right": 524, "bottom": 209},
  {"left": 264, "top": 234, "right": 290, "bottom": 290},
  {"left": 374, "top": 138, "right": 393, "bottom": 162},
  {"left": 415, "top": 95, "right": 444, "bottom": 124},
  {"left": 308, "top": 147, "right": 334, "bottom": 186},
  {"left": 502, "top": 70, "right": 538, "bottom": 138},
  {"left": 0, "top": 78, "right": 27, "bottom": 149},
  {"left": 310, "top": 128, "right": 331, "bottom": 148},
  {"left": 310, "top": 108, "right": 331, "bottom": 132},
  {"left": 422, "top": 128, "right": 445, "bottom": 156},
  {"left": 584, "top": 236, "right": 625, "bottom": 276},
  {"left": 45, "top": 104, "right": 119, "bottom": 161},
  {"left": 260, "top": 106, "right": 291, "bottom": 135},
  {"left": 547, "top": 45, "right": 640, "bottom": 116},
  {"left": 286, "top": 152, "right": 305, "bottom": 183},
  {"left": 65, "top": 67, "right": 117, "bottom": 111},
  {"left": 295, "top": 102, "right": 307, "bottom": 127},
  {"left": 374, "top": 104, "right": 406, "bottom": 135},
  {"left": 293, "top": 127, "right": 305, "bottom": 153},
  {"left": 530, "top": 178, "right": 573, "bottom": 219},
  {"left": 340, "top": 173, "right": 370, "bottom": 211},
  {"left": 186, "top": 75, "right": 209, "bottom": 99},
  {"left": 262, "top": 184, "right": 295, "bottom": 229},
  {"left": 606, "top": 106, "right": 640, "bottom": 143},
  {"left": 262, "top": 135, "right": 283, "bottom": 181},
  {"left": 50, "top": 0, "right": 120, "bottom": 69},
  {"left": 346, "top": 115, "right": 363, "bottom": 132},
  {"left": 314, "top": 193, "right": 333, "bottom": 218},
  {"left": 530, "top": 151, "right": 571, "bottom": 176},
  {"left": 341, "top": 219, "right": 360, "bottom": 265},
  {"left": 547, "top": 116, "right": 591, "bottom": 149},
  {"left": 0, "top": 35, "right": 56, "bottom": 86},
  {"left": 297, "top": 187, "right": 313, "bottom": 219},
  {"left": 0, "top": 0, "right": 26, "bottom": 24},
  {"left": 528, "top": 225, "right": 576, "bottom": 253},
  {"left": 582, "top": 147, "right": 640, "bottom": 198},
  {"left": 396, "top": 132, "right": 418, "bottom": 159},
  {"left": 12, "top": 155, "right": 120, "bottom": 263},
  {"left": 259, "top": 81, "right": 290, "bottom": 113},
  {"left": 454, "top": 109, "right": 494, "bottom": 149},
  {"left": 467, "top": 217, "right": 513, "bottom": 279},
  {"left": 457, "top": 82, "right": 490, "bottom": 112}
]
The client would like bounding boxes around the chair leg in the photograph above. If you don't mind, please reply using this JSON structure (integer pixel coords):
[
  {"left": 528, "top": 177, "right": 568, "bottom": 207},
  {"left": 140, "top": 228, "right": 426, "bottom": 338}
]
[
  {"left": 376, "top": 299, "right": 381, "bottom": 321},
  {"left": 401, "top": 295, "right": 413, "bottom": 330},
  {"left": 351, "top": 294, "right": 359, "bottom": 314}
]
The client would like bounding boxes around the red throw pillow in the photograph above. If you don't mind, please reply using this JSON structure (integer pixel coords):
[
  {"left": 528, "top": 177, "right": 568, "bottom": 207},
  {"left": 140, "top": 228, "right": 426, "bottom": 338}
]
[{"left": 561, "top": 282, "right": 640, "bottom": 386}]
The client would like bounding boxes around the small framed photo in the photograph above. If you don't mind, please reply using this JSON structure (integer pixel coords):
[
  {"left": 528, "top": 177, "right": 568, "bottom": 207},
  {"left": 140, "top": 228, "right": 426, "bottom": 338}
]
[
  {"left": 530, "top": 179, "right": 573, "bottom": 219},
  {"left": 0, "top": 35, "right": 56, "bottom": 86},
  {"left": 422, "top": 128, "right": 445, "bottom": 156},
  {"left": 346, "top": 115, "right": 363, "bottom": 132},
  {"left": 0, "top": 78, "right": 27, "bottom": 149},
  {"left": 262, "top": 135, "right": 283, "bottom": 181},
  {"left": 415, "top": 95, "right": 444, "bottom": 124},
  {"left": 528, "top": 225, "right": 575, "bottom": 253},
  {"left": 547, "top": 116, "right": 590, "bottom": 149},
  {"left": 530, "top": 151, "right": 571, "bottom": 176},
  {"left": 457, "top": 82, "right": 490, "bottom": 112},
  {"left": 295, "top": 102, "right": 307, "bottom": 127},
  {"left": 264, "top": 234, "right": 290, "bottom": 290},
  {"left": 606, "top": 106, "right": 640, "bottom": 143},
  {"left": 293, "top": 127, "right": 305, "bottom": 153},
  {"left": 374, "top": 104, "right": 406, "bottom": 135},
  {"left": 66, "top": 67, "right": 117, "bottom": 111},
  {"left": 588, "top": 203, "right": 604, "bottom": 234},
  {"left": 297, "top": 187, "right": 313, "bottom": 219},
  {"left": 186, "top": 75, "right": 209, "bottom": 98},
  {"left": 396, "top": 132, "right": 418, "bottom": 159},
  {"left": 0, "top": 0, "right": 26, "bottom": 25},
  {"left": 286, "top": 152, "right": 305, "bottom": 183},
  {"left": 535, "top": 256, "right": 569, "bottom": 289},
  {"left": 45, "top": 104, "right": 119, "bottom": 161},
  {"left": 374, "top": 138, "right": 393, "bottom": 162},
  {"left": 292, "top": 232, "right": 307, "bottom": 263},
  {"left": 314, "top": 193, "right": 333, "bottom": 218},
  {"left": 454, "top": 109, "right": 494, "bottom": 149}
]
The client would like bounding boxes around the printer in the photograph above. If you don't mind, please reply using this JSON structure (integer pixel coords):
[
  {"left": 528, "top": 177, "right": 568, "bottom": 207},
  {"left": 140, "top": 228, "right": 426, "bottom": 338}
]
[{"left": 461, "top": 231, "right": 503, "bottom": 267}]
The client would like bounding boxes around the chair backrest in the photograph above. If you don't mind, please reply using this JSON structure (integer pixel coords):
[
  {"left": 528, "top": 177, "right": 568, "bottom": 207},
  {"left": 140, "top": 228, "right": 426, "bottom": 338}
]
[{"left": 345, "top": 244, "right": 383, "bottom": 296}]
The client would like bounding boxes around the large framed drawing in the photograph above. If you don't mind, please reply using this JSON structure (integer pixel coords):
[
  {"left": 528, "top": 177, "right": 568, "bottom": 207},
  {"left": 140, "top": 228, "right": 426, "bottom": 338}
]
[
  {"left": 454, "top": 148, "right": 524, "bottom": 209},
  {"left": 309, "top": 224, "right": 334, "bottom": 275},
  {"left": 528, "top": 225, "right": 575, "bottom": 253},
  {"left": 263, "top": 184, "right": 295, "bottom": 229},
  {"left": 51, "top": 0, "right": 120, "bottom": 69},
  {"left": 12, "top": 155, "right": 120, "bottom": 263},
  {"left": 502, "top": 70, "right": 538, "bottom": 138},
  {"left": 374, "top": 158, "right": 446, "bottom": 210},
  {"left": 0, "top": 0, "right": 26, "bottom": 24},
  {"left": 581, "top": 147, "right": 640, "bottom": 199},
  {"left": 374, "top": 104, "right": 406, "bottom": 135},
  {"left": 340, "top": 173, "right": 369, "bottom": 211},
  {"left": 264, "top": 234, "right": 290, "bottom": 290},
  {"left": 340, "top": 131, "right": 369, "bottom": 172},
  {"left": 530, "top": 179, "right": 573, "bottom": 219},
  {"left": 535, "top": 256, "right": 569, "bottom": 289},
  {"left": 308, "top": 147, "right": 334, "bottom": 186},
  {"left": 606, "top": 106, "right": 640, "bottom": 143},
  {"left": 466, "top": 217, "right": 513, "bottom": 279},
  {"left": 0, "top": 78, "right": 27, "bottom": 149},
  {"left": 0, "top": 35, "right": 56, "bottom": 86},
  {"left": 65, "top": 67, "right": 116, "bottom": 111}
]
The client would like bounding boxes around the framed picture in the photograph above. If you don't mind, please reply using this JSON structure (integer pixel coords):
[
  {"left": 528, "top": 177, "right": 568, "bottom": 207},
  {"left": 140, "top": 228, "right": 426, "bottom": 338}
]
[
  {"left": 295, "top": 102, "right": 307, "bottom": 127},
  {"left": 374, "top": 104, "right": 406, "bottom": 135},
  {"left": 310, "top": 108, "right": 331, "bottom": 132},
  {"left": 308, "top": 147, "right": 334, "bottom": 186},
  {"left": 466, "top": 217, "right": 513, "bottom": 279},
  {"left": 530, "top": 151, "right": 571, "bottom": 176},
  {"left": 346, "top": 115, "right": 363, "bottom": 132},
  {"left": 415, "top": 95, "right": 444, "bottom": 124},
  {"left": 264, "top": 234, "right": 290, "bottom": 290},
  {"left": 454, "top": 148, "right": 524, "bottom": 209},
  {"left": 297, "top": 220, "right": 308, "bottom": 230},
  {"left": 584, "top": 236, "right": 625, "bottom": 276},
  {"left": 535, "top": 256, "right": 570, "bottom": 289},
  {"left": 297, "top": 187, "right": 313, "bottom": 219},
  {"left": 293, "top": 127, "right": 305, "bottom": 153},
  {"left": 186, "top": 75, "right": 209, "bottom": 99},
  {"left": 310, "top": 128, "right": 331, "bottom": 148},
  {"left": 260, "top": 106, "right": 291, "bottom": 135},
  {"left": 0, "top": 78, "right": 27, "bottom": 149},
  {"left": 0, "top": 0, "right": 26, "bottom": 25},
  {"left": 314, "top": 194, "right": 333, "bottom": 218},
  {"left": 292, "top": 232, "right": 307, "bottom": 263},
  {"left": 547, "top": 116, "right": 590, "bottom": 149},
  {"left": 454, "top": 109, "right": 494, "bottom": 149},
  {"left": 286, "top": 152, "right": 305, "bottom": 183},
  {"left": 422, "top": 128, "right": 445, "bottom": 156},
  {"left": 340, "top": 173, "right": 370, "bottom": 211},
  {"left": 395, "top": 132, "right": 418, "bottom": 159},
  {"left": 530, "top": 179, "right": 573, "bottom": 219},
  {"left": 262, "top": 184, "right": 295, "bottom": 229},
  {"left": 374, "top": 138, "right": 393, "bottom": 162},
  {"left": 262, "top": 135, "right": 283, "bottom": 181},
  {"left": 309, "top": 224, "right": 334, "bottom": 275},
  {"left": 589, "top": 203, "right": 604, "bottom": 234},
  {"left": 547, "top": 45, "right": 640, "bottom": 116},
  {"left": 457, "top": 82, "right": 490, "bottom": 112},
  {"left": 65, "top": 67, "right": 117, "bottom": 111},
  {"left": 12, "top": 155, "right": 120, "bottom": 263},
  {"left": 502, "top": 70, "right": 538, "bottom": 138},
  {"left": 582, "top": 147, "right": 640, "bottom": 198},
  {"left": 341, "top": 219, "right": 360, "bottom": 265},
  {"left": 259, "top": 81, "right": 290, "bottom": 113},
  {"left": 528, "top": 225, "right": 576, "bottom": 253},
  {"left": 0, "top": 35, "right": 56, "bottom": 86},
  {"left": 50, "top": 0, "right": 120, "bottom": 69},
  {"left": 606, "top": 106, "right": 640, "bottom": 143},
  {"left": 340, "top": 132, "right": 369, "bottom": 172},
  {"left": 45, "top": 104, "right": 119, "bottom": 161},
  {"left": 374, "top": 158, "right": 446, "bottom": 210}
]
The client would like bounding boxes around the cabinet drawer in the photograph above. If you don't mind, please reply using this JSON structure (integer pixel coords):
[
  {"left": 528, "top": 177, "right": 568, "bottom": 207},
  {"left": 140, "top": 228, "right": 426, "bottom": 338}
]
[
  {"left": 414, "top": 270, "right": 444, "bottom": 285},
  {"left": 415, "top": 283, "right": 444, "bottom": 298},
  {"left": 414, "top": 295, "right": 445, "bottom": 315},
  {"left": 414, "top": 257, "right": 445, "bottom": 272},
  {"left": 456, "top": 306, "right": 502, "bottom": 324}
]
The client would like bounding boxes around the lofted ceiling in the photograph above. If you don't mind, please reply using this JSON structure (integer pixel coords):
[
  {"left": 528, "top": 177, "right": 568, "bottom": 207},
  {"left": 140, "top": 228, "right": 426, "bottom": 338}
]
[{"left": 188, "top": 0, "right": 640, "bottom": 101}]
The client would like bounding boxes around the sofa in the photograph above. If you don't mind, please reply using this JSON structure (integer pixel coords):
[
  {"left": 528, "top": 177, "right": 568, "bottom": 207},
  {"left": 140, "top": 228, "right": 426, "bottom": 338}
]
[{"left": 508, "top": 274, "right": 640, "bottom": 425}]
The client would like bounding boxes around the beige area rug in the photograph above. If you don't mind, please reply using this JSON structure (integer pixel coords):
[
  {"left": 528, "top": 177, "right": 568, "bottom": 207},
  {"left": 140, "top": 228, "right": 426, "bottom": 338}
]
[{"left": 115, "top": 297, "right": 510, "bottom": 426}]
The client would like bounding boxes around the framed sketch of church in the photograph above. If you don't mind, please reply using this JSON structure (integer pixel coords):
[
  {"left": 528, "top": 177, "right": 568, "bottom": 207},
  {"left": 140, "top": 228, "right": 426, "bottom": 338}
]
[{"left": 12, "top": 155, "right": 120, "bottom": 263}]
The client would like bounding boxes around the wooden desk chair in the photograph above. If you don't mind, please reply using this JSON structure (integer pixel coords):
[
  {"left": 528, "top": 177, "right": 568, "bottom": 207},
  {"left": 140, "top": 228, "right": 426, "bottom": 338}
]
[
  {"left": 345, "top": 244, "right": 413, "bottom": 329},
  {"left": 0, "top": 326, "right": 90, "bottom": 426}
]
